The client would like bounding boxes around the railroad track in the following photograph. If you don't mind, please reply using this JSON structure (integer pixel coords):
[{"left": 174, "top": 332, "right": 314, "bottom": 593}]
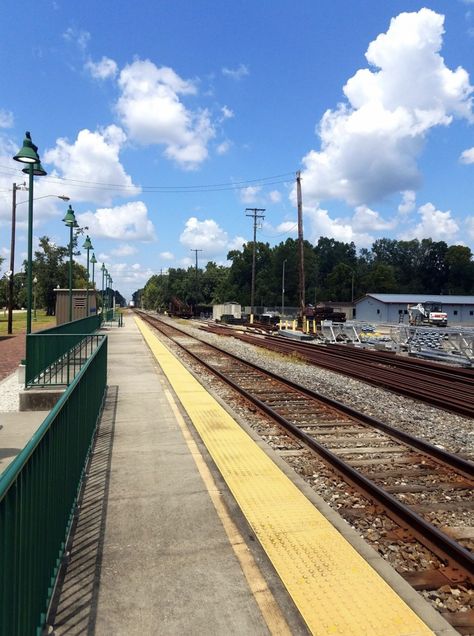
[
  {"left": 202, "top": 323, "right": 474, "bottom": 418},
  {"left": 137, "top": 311, "right": 474, "bottom": 631}
]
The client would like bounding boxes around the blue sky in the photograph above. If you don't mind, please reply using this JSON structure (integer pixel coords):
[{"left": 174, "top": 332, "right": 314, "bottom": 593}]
[{"left": 1, "top": 1, "right": 474, "bottom": 300}]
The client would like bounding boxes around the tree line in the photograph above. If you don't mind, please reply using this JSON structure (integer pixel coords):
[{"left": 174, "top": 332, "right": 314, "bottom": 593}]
[
  {"left": 0, "top": 236, "right": 125, "bottom": 315},
  {"left": 134, "top": 237, "right": 474, "bottom": 311}
]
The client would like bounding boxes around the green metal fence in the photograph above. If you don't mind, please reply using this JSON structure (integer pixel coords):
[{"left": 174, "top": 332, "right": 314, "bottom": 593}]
[
  {"left": 0, "top": 335, "right": 107, "bottom": 636},
  {"left": 25, "top": 315, "right": 103, "bottom": 387}
]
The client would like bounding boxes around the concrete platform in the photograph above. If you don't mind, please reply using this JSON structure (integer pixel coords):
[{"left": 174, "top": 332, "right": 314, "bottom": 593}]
[
  {"left": 0, "top": 410, "right": 49, "bottom": 473},
  {"left": 47, "top": 317, "right": 298, "bottom": 635}
]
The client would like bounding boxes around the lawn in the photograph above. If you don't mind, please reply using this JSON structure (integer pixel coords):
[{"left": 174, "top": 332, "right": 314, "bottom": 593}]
[{"left": 0, "top": 309, "right": 56, "bottom": 335}]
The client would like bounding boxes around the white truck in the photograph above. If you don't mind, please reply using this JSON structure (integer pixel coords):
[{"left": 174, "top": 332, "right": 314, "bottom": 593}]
[{"left": 408, "top": 302, "right": 448, "bottom": 327}]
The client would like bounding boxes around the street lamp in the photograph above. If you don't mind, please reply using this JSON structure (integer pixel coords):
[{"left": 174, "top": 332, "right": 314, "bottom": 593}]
[
  {"left": 62, "top": 204, "right": 77, "bottom": 323},
  {"left": 82, "top": 235, "right": 93, "bottom": 315},
  {"left": 13, "top": 132, "right": 47, "bottom": 334},
  {"left": 90, "top": 253, "right": 97, "bottom": 312},
  {"left": 101, "top": 264, "right": 106, "bottom": 314},
  {"left": 281, "top": 259, "right": 287, "bottom": 318},
  {"left": 33, "top": 276, "right": 38, "bottom": 320},
  {"left": 7, "top": 187, "right": 70, "bottom": 333}
]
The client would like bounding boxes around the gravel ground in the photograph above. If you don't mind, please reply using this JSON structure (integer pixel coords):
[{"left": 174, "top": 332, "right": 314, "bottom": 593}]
[
  {"left": 179, "top": 319, "right": 474, "bottom": 458},
  {"left": 0, "top": 372, "right": 21, "bottom": 413}
]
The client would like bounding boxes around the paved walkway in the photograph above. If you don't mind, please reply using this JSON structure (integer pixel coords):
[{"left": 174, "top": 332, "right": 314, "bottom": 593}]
[
  {"left": 48, "top": 317, "right": 294, "bottom": 635},
  {"left": 0, "top": 335, "right": 25, "bottom": 381}
]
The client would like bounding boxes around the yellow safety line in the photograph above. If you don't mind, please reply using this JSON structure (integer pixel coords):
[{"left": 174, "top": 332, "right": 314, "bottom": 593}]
[
  {"left": 163, "top": 387, "right": 292, "bottom": 636},
  {"left": 136, "top": 317, "right": 434, "bottom": 636}
]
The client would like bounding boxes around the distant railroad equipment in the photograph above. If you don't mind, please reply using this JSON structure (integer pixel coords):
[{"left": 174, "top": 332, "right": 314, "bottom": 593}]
[
  {"left": 408, "top": 302, "right": 448, "bottom": 327},
  {"left": 303, "top": 305, "right": 347, "bottom": 323},
  {"left": 169, "top": 296, "right": 193, "bottom": 318}
]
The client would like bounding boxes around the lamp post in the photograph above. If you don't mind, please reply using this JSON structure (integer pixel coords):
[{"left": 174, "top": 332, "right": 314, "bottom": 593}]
[
  {"left": 101, "top": 263, "right": 106, "bottom": 314},
  {"left": 90, "top": 253, "right": 97, "bottom": 313},
  {"left": 33, "top": 276, "right": 38, "bottom": 320},
  {"left": 7, "top": 189, "right": 70, "bottom": 333},
  {"left": 82, "top": 235, "right": 93, "bottom": 315},
  {"left": 13, "top": 132, "right": 47, "bottom": 334},
  {"left": 281, "top": 259, "right": 287, "bottom": 318},
  {"left": 63, "top": 205, "right": 77, "bottom": 323}
]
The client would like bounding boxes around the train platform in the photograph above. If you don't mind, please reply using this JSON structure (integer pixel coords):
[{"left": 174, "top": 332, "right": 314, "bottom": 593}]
[{"left": 8, "top": 315, "right": 456, "bottom": 635}]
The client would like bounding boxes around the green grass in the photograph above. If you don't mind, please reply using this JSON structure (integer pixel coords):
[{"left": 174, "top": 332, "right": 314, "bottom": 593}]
[{"left": 0, "top": 309, "right": 56, "bottom": 335}]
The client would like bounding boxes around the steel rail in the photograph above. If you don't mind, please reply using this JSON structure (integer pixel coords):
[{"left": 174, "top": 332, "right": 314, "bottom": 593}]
[{"left": 139, "top": 312, "right": 474, "bottom": 581}]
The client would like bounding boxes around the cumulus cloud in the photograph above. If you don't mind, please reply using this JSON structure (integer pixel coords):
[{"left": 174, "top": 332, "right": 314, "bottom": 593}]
[
  {"left": 44, "top": 125, "right": 140, "bottom": 205},
  {"left": 398, "top": 190, "right": 416, "bottom": 214},
  {"left": 304, "top": 206, "right": 375, "bottom": 248},
  {"left": 85, "top": 56, "right": 118, "bottom": 80},
  {"left": 160, "top": 251, "right": 175, "bottom": 260},
  {"left": 222, "top": 64, "right": 249, "bottom": 80},
  {"left": 352, "top": 205, "right": 396, "bottom": 231},
  {"left": 116, "top": 59, "right": 215, "bottom": 169},
  {"left": 0, "top": 110, "right": 13, "bottom": 128},
  {"left": 466, "top": 216, "right": 474, "bottom": 239},
  {"left": 111, "top": 243, "right": 138, "bottom": 256},
  {"left": 269, "top": 190, "right": 282, "bottom": 203},
  {"left": 77, "top": 201, "right": 156, "bottom": 240},
  {"left": 460, "top": 147, "right": 474, "bottom": 163},
  {"left": 399, "top": 202, "right": 459, "bottom": 241},
  {"left": 221, "top": 106, "right": 234, "bottom": 119},
  {"left": 240, "top": 185, "right": 261, "bottom": 204},
  {"left": 179, "top": 216, "right": 244, "bottom": 256},
  {"left": 299, "top": 9, "right": 473, "bottom": 207}
]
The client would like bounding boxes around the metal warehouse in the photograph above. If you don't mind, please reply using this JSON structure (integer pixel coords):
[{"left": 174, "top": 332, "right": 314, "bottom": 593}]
[{"left": 355, "top": 293, "right": 474, "bottom": 326}]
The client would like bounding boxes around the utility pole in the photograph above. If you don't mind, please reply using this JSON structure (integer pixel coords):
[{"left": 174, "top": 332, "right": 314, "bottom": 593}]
[
  {"left": 246, "top": 207, "right": 265, "bottom": 319},
  {"left": 296, "top": 171, "right": 305, "bottom": 318},
  {"left": 190, "top": 249, "right": 203, "bottom": 307}
]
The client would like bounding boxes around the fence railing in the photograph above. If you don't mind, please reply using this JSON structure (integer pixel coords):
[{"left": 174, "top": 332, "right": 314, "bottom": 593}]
[
  {"left": 25, "top": 315, "right": 103, "bottom": 387},
  {"left": 26, "top": 334, "right": 104, "bottom": 387},
  {"left": 0, "top": 335, "right": 107, "bottom": 636}
]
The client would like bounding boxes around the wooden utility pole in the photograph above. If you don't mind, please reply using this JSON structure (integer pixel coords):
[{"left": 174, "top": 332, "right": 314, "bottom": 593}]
[
  {"left": 296, "top": 171, "right": 305, "bottom": 317},
  {"left": 190, "top": 248, "right": 203, "bottom": 306},
  {"left": 245, "top": 207, "right": 265, "bottom": 318}
]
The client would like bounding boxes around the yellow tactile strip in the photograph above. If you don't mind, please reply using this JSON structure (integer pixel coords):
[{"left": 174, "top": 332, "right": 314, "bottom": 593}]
[{"left": 136, "top": 317, "right": 434, "bottom": 636}]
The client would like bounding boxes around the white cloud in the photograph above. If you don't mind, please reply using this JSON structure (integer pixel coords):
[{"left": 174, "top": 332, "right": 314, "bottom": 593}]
[
  {"left": 221, "top": 106, "right": 234, "bottom": 119},
  {"left": 240, "top": 185, "right": 261, "bottom": 204},
  {"left": 460, "top": 147, "right": 474, "bottom": 163},
  {"left": 44, "top": 126, "right": 140, "bottom": 205},
  {"left": 111, "top": 243, "right": 138, "bottom": 256},
  {"left": 179, "top": 216, "right": 243, "bottom": 256},
  {"left": 268, "top": 190, "right": 282, "bottom": 203},
  {"left": 222, "top": 64, "right": 249, "bottom": 80},
  {"left": 399, "top": 202, "right": 459, "bottom": 241},
  {"left": 299, "top": 9, "right": 473, "bottom": 207},
  {"left": 304, "top": 206, "right": 374, "bottom": 248},
  {"left": 160, "top": 251, "right": 175, "bottom": 260},
  {"left": 0, "top": 110, "right": 13, "bottom": 128},
  {"left": 216, "top": 140, "right": 231, "bottom": 155},
  {"left": 398, "top": 190, "right": 416, "bottom": 214},
  {"left": 85, "top": 56, "right": 118, "bottom": 80},
  {"left": 352, "top": 205, "right": 396, "bottom": 231},
  {"left": 116, "top": 59, "right": 215, "bottom": 169},
  {"left": 77, "top": 201, "right": 156, "bottom": 240},
  {"left": 466, "top": 216, "right": 474, "bottom": 239}
]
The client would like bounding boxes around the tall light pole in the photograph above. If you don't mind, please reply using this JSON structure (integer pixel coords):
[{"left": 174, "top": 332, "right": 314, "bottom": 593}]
[
  {"left": 101, "top": 263, "right": 106, "bottom": 314},
  {"left": 13, "top": 132, "right": 47, "bottom": 335},
  {"left": 91, "top": 253, "right": 97, "bottom": 312},
  {"left": 7, "top": 190, "right": 69, "bottom": 333},
  {"left": 82, "top": 235, "right": 93, "bottom": 315},
  {"left": 281, "top": 259, "right": 287, "bottom": 317},
  {"left": 63, "top": 205, "right": 77, "bottom": 323}
]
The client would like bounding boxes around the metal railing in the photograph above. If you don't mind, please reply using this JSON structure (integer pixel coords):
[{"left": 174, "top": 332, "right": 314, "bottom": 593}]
[
  {"left": 0, "top": 335, "right": 107, "bottom": 636},
  {"left": 25, "top": 315, "right": 103, "bottom": 387},
  {"left": 26, "top": 334, "right": 104, "bottom": 387}
]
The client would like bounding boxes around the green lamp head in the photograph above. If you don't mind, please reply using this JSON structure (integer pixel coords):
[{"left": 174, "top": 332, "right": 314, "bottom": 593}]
[
  {"left": 90, "top": 253, "right": 97, "bottom": 264},
  {"left": 22, "top": 161, "right": 47, "bottom": 176},
  {"left": 82, "top": 235, "right": 93, "bottom": 250},
  {"left": 13, "top": 132, "right": 40, "bottom": 164},
  {"left": 62, "top": 204, "right": 76, "bottom": 227}
]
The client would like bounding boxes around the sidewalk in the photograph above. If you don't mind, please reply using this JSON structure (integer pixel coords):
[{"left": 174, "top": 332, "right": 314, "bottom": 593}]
[{"left": 48, "top": 317, "right": 278, "bottom": 635}]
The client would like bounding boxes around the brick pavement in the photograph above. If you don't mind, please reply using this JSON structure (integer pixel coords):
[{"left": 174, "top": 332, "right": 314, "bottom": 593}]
[{"left": 0, "top": 335, "right": 25, "bottom": 381}]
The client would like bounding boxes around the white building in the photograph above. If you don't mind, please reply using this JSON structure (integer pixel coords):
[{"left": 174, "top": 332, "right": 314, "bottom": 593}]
[{"left": 355, "top": 294, "right": 474, "bottom": 325}]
